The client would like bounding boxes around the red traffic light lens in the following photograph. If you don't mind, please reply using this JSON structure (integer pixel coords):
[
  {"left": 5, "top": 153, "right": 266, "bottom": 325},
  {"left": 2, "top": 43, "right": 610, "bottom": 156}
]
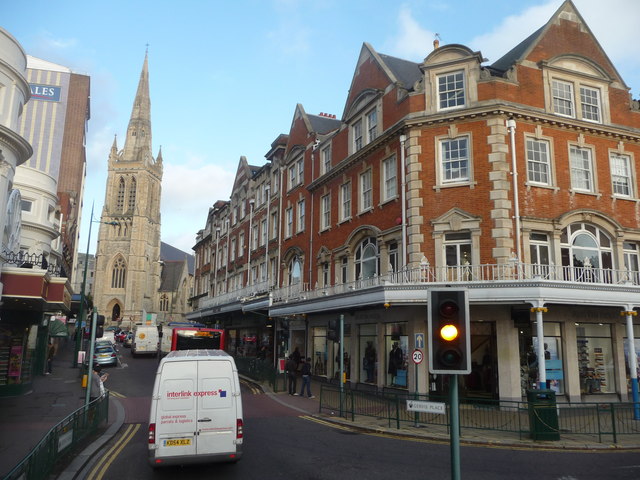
[{"left": 439, "top": 300, "right": 459, "bottom": 318}]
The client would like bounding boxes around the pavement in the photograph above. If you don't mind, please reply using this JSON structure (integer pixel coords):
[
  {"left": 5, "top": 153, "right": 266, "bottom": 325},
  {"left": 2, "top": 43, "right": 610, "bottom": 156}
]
[{"left": 1, "top": 343, "right": 639, "bottom": 480}]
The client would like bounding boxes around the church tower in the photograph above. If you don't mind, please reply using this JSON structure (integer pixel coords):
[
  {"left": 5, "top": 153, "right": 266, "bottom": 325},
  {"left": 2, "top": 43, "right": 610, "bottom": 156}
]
[{"left": 93, "top": 52, "right": 163, "bottom": 325}]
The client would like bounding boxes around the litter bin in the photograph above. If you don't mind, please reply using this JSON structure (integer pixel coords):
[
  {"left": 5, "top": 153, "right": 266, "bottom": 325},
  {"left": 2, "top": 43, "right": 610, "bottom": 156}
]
[{"left": 526, "top": 389, "right": 559, "bottom": 441}]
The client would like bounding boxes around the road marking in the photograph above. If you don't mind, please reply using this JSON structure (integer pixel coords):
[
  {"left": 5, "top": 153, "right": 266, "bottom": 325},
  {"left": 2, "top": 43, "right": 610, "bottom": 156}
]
[
  {"left": 300, "top": 415, "right": 355, "bottom": 432},
  {"left": 87, "top": 423, "right": 140, "bottom": 480},
  {"left": 109, "top": 390, "right": 126, "bottom": 398}
]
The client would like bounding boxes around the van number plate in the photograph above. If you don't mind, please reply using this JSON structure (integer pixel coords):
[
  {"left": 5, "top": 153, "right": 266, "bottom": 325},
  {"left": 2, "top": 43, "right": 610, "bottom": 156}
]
[{"left": 164, "top": 439, "right": 191, "bottom": 447}]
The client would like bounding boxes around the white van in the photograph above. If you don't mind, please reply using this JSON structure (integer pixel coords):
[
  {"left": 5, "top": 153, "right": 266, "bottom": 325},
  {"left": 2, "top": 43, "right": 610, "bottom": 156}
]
[
  {"left": 147, "top": 350, "right": 243, "bottom": 467},
  {"left": 132, "top": 325, "right": 159, "bottom": 356}
]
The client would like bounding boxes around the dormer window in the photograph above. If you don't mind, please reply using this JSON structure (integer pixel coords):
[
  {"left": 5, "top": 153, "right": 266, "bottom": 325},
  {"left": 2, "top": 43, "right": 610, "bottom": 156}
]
[
  {"left": 544, "top": 56, "right": 609, "bottom": 124},
  {"left": 438, "top": 71, "right": 465, "bottom": 110},
  {"left": 552, "top": 80, "right": 601, "bottom": 123}
]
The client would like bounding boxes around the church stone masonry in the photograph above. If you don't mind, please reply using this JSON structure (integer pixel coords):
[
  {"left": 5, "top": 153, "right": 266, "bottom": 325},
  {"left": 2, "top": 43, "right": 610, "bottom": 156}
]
[{"left": 93, "top": 53, "right": 163, "bottom": 325}]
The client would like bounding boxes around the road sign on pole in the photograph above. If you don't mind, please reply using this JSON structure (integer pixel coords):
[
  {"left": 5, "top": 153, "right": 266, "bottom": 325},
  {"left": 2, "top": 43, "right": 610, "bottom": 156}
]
[{"left": 412, "top": 349, "right": 423, "bottom": 364}]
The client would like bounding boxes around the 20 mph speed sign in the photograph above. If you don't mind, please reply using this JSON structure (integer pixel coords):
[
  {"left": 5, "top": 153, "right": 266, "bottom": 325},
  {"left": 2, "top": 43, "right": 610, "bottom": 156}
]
[{"left": 412, "top": 349, "right": 423, "bottom": 364}]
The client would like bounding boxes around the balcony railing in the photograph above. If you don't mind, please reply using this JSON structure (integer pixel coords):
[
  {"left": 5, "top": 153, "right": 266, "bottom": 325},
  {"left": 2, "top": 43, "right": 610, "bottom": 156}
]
[
  {"left": 271, "top": 262, "right": 640, "bottom": 305},
  {"left": 195, "top": 262, "right": 640, "bottom": 311},
  {"left": 2, "top": 249, "right": 66, "bottom": 277}
]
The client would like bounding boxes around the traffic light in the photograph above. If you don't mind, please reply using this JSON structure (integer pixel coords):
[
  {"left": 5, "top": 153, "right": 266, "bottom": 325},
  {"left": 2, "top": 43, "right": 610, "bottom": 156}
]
[
  {"left": 428, "top": 289, "right": 470, "bottom": 374},
  {"left": 96, "top": 315, "right": 105, "bottom": 339},
  {"left": 327, "top": 319, "right": 339, "bottom": 342}
]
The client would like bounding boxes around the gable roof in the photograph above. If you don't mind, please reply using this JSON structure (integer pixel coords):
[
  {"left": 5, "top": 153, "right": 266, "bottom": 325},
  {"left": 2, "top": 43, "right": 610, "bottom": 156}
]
[{"left": 488, "top": 0, "right": 627, "bottom": 87}]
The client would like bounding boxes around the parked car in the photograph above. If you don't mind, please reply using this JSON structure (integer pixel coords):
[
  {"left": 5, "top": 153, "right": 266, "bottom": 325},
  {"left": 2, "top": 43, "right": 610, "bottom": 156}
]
[
  {"left": 87, "top": 343, "right": 118, "bottom": 367},
  {"left": 123, "top": 332, "right": 133, "bottom": 348},
  {"left": 115, "top": 330, "right": 129, "bottom": 343}
]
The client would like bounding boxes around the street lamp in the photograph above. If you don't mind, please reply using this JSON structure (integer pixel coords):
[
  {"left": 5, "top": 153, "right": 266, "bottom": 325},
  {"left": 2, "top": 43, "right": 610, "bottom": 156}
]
[
  {"left": 248, "top": 198, "right": 255, "bottom": 287},
  {"left": 214, "top": 226, "right": 221, "bottom": 297},
  {"left": 264, "top": 185, "right": 270, "bottom": 286},
  {"left": 72, "top": 202, "right": 119, "bottom": 367}
]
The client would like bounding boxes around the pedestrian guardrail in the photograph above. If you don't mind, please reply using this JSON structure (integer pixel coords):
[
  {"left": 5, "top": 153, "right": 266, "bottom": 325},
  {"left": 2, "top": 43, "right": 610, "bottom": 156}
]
[
  {"left": 3, "top": 393, "right": 109, "bottom": 480},
  {"left": 318, "top": 385, "right": 640, "bottom": 444},
  {"left": 234, "top": 357, "right": 281, "bottom": 393}
]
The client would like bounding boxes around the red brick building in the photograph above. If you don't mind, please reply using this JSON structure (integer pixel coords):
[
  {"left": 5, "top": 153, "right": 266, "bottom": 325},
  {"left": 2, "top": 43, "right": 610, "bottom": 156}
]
[{"left": 191, "top": 1, "right": 640, "bottom": 403}]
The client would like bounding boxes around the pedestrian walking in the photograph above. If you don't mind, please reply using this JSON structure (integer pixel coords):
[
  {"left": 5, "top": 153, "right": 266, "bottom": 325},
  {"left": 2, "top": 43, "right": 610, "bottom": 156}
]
[
  {"left": 90, "top": 364, "right": 108, "bottom": 402},
  {"left": 299, "top": 357, "right": 314, "bottom": 398},
  {"left": 46, "top": 340, "right": 55, "bottom": 374},
  {"left": 286, "top": 354, "right": 298, "bottom": 395}
]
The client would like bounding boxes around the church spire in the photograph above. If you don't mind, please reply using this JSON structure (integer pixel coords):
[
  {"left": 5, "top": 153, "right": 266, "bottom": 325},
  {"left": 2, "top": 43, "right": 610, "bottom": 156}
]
[{"left": 122, "top": 51, "right": 152, "bottom": 163}]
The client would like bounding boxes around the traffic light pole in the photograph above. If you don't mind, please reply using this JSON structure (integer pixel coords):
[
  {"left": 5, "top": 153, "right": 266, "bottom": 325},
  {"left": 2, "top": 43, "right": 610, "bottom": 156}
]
[
  {"left": 339, "top": 314, "right": 344, "bottom": 417},
  {"left": 450, "top": 374, "right": 461, "bottom": 480}
]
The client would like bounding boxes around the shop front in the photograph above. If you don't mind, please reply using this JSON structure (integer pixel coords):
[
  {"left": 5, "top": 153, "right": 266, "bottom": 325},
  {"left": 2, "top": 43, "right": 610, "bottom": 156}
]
[{"left": 0, "top": 268, "right": 72, "bottom": 395}]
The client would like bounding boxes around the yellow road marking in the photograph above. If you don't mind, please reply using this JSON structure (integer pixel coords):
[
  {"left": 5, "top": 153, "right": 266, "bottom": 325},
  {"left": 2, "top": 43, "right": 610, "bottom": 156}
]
[{"left": 87, "top": 423, "right": 141, "bottom": 480}]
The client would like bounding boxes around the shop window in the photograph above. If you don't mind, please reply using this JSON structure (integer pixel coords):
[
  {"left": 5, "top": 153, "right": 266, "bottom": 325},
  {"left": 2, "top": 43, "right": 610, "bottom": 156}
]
[
  {"left": 359, "top": 324, "right": 377, "bottom": 384},
  {"left": 385, "top": 323, "right": 408, "bottom": 387},
  {"left": 576, "top": 323, "right": 615, "bottom": 394},
  {"left": 312, "top": 327, "right": 328, "bottom": 376}
]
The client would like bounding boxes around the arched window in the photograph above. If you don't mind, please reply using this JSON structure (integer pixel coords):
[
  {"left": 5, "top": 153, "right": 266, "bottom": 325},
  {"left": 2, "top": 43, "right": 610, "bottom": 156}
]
[
  {"left": 128, "top": 177, "right": 137, "bottom": 212},
  {"left": 116, "top": 178, "right": 125, "bottom": 212},
  {"left": 355, "top": 237, "right": 379, "bottom": 279},
  {"left": 111, "top": 257, "right": 126, "bottom": 288},
  {"left": 160, "top": 294, "right": 169, "bottom": 312},
  {"left": 560, "top": 223, "right": 613, "bottom": 282},
  {"left": 288, "top": 256, "right": 302, "bottom": 285}
]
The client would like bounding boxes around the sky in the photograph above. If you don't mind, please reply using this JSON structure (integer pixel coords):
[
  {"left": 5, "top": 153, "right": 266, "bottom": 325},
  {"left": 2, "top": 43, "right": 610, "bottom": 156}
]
[{"left": 3, "top": 0, "right": 639, "bottom": 255}]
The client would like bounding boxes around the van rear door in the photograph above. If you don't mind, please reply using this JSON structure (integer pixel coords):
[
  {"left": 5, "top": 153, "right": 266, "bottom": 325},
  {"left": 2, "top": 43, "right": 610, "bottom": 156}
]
[
  {"left": 155, "top": 361, "right": 198, "bottom": 458},
  {"left": 196, "top": 359, "right": 238, "bottom": 456}
]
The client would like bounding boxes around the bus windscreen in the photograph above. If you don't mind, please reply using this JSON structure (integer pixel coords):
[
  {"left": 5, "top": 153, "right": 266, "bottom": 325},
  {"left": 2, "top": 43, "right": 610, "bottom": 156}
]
[{"left": 174, "top": 329, "right": 222, "bottom": 350}]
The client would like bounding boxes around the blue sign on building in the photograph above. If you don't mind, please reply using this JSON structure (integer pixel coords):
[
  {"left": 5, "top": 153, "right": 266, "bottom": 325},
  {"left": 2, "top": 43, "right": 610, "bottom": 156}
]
[{"left": 30, "top": 84, "right": 61, "bottom": 102}]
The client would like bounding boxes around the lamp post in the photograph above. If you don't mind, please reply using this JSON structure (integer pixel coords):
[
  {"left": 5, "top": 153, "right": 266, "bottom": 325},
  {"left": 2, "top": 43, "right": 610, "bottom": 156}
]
[
  {"left": 214, "top": 226, "right": 221, "bottom": 297},
  {"left": 248, "top": 198, "right": 255, "bottom": 287},
  {"left": 73, "top": 203, "right": 118, "bottom": 367},
  {"left": 224, "top": 219, "right": 230, "bottom": 293},
  {"left": 264, "top": 185, "right": 270, "bottom": 286}
]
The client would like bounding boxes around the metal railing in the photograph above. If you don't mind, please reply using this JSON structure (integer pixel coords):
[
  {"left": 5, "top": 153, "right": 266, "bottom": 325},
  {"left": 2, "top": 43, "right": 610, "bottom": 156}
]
[
  {"left": 3, "top": 394, "right": 109, "bottom": 480},
  {"left": 318, "top": 385, "right": 640, "bottom": 444},
  {"left": 234, "top": 357, "right": 281, "bottom": 392},
  {"left": 2, "top": 249, "right": 66, "bottom": 278},
  {"left": 271, "top": 262, "right": 640, "bottom": 304}
]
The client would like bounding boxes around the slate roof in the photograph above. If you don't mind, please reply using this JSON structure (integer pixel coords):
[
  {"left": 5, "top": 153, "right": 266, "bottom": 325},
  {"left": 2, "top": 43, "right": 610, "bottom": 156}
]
[
  {"left": 488, "top": 26, "right": 545, "bottom": 75},
  {"left": 308, "top": 114, "right": 341, "bottom": 133},
  {"left": 379, "top": 53, "right": 422, "bottom": 91},
  {"left": 160, "top": 241, "right": 194, "bottom": 274}
]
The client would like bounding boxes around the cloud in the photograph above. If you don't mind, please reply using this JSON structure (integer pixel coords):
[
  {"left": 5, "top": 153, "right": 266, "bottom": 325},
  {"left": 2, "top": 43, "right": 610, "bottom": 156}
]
[
  {"left": 160, "top": 160, "right": 235, "bottom": 251},
  {"left": 387, "top": 5, "right": 437, "bottom": 60}
]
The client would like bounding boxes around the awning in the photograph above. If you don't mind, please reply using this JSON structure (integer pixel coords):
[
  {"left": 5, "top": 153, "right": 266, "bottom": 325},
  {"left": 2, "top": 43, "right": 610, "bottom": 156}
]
[{"left": 48, "top": 319, "right": 69, "bottom": 337}]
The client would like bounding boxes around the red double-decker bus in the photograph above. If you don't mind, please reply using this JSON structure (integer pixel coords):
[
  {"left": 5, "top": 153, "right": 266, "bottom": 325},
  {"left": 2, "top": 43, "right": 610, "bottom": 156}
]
[{"left": 170, "top": 327, "right": 225, "bottom": 351}]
